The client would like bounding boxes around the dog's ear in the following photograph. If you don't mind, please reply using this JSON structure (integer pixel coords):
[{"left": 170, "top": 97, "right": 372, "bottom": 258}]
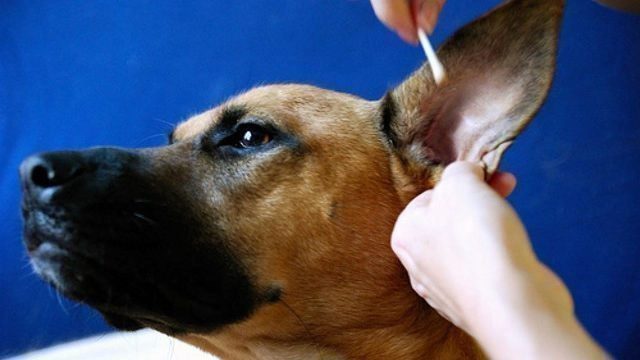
[{"left": 383, "top": 0, "right": 564, "bottom": 190}]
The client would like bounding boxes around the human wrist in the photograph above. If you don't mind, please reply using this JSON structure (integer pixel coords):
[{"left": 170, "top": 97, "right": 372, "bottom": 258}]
[
  {"left": 461, "top": 262, "right": 541, "bottom": 340},
  {"left": 465, "top": 262, "right": 606, "bottom": 359}
]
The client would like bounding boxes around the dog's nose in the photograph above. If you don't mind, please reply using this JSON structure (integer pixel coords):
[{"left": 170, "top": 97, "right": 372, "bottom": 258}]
[{"left": 20, "top": 152, "right": 85, "bottom": 189}]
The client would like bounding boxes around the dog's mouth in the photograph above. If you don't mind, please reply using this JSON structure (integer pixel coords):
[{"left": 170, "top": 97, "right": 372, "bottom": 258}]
[
  {"left": 29, "top": 240, "right": 220, "bottom": 334},
  {"left": 23, "top": 202, "right": 250, "bottom": 334},
  {"left": 28, "top": 239, "right": 171, "bottom": 333}
]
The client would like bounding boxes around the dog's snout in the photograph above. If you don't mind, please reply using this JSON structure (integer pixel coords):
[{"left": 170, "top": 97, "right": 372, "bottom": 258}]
[
  {"left": 20, "top": 153, "right": 85, "bottom": 189},
  {"left": 20, "top": 147, "right": 149, "bottom": 207}
]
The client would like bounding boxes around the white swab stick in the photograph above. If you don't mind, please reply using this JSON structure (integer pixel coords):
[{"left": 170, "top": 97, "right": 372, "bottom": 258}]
[{"left": 417, "top": 29, "right": 446, "bottom": 85}]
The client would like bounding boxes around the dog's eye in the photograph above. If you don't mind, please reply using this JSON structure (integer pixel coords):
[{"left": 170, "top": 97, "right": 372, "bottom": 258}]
[{"left": 232, "top": 124, "right": 272, "bottom": 149}]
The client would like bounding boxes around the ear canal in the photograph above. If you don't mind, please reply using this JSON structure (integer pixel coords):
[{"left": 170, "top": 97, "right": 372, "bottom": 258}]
[{"left": 384, "top": 0, "right": 564, "bottom": 184}]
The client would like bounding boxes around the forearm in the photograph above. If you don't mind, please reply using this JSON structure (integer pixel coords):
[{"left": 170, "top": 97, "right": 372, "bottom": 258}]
[{"left": 467, "top": 266, "right": 609, "bottom": 360}]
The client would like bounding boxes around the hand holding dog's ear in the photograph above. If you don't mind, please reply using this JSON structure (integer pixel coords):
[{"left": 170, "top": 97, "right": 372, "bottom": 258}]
[
  {"left": 391, "top": 161, "right": 607, "bottom": 359},
  {"left": 391, "top": 162, "right": 536, "bottom": 334}
]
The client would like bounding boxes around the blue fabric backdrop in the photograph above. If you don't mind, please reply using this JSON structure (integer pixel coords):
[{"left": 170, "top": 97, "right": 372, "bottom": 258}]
[{"left": 1, "top": 0, "right": 639, "bottom": 358}]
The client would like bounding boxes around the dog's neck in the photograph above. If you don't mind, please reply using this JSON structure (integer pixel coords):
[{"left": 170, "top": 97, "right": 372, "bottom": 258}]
[
  {"left": 181, "top": 333, "right": 344, "bottom": 360},
  {"left": 179, "top": 296, "right": 482, "bottom": 359},
  {"left": 181, "top": 323, "right": 480, "bottom": 360}
]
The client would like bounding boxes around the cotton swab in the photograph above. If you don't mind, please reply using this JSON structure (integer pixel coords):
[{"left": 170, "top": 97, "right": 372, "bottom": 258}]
[{"left": 417, "top": 29, "right": 446, "bottom": 85}]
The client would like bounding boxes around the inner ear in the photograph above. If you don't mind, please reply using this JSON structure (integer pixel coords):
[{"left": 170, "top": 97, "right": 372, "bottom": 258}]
[
  {"left": 419, "top": 73, "right": 525, "bottom": 168},
  {"left": 383, "top": 0, "right": 564, "bottom": 187}
]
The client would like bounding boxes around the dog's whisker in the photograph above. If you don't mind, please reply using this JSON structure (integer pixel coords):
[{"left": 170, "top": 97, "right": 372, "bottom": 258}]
[
  {"left": 132, "top": 212, "right": 157, "bottom": 226},
  {"left": 19, "top": 266, "right": 38, "bottom": 281},
  {"left": 152, "top": 118, "right": 176, "bottom": 129},
  {"left": 132, "top": 198, "right": 168, "bottom": 208},
  {"left": 280, "top": 298, "right": 313, "bottom": 341},
  {"left": 167, "top": 337, "right": 176, "bottom": 360},
  {"left": 94, "top": 332, "right": 109, "bottom": 342},
  {"left": 132, "top": 198, "right": 153, "bottom": 203},
  {"left": 21, "top": 259, "right": 34, "bottom": 271},
  {"left": 135, "top": 133, "right": 167, "bottom": 146},
  {"left": 52, "top": 285, "right": 70, "bottom": 315}
]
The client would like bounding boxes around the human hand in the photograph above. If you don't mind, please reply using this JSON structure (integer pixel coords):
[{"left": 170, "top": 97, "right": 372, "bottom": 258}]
[
  {"left": 370, "top": 0, "right": 446, "bottom": 43},
  {"left": 391, "top": 161, "right": 541, "bottom": 332},
  {"left": 391, "top": 161, "right": 606, "bottom": 359}
]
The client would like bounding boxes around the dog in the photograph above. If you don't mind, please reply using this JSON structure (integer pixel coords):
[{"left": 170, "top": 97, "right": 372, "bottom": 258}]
[{"left": 20, "top": 0, "right": 563, "bottom": 358}]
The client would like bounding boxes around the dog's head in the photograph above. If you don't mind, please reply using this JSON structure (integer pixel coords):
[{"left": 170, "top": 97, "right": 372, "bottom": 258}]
[{"left": 21, "top": 0, "right": 563, "bottom": 357}]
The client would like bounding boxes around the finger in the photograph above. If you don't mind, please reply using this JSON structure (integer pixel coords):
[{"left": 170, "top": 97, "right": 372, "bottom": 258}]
[
  {"left": 406, "top": 189, "right": 433, "bottom": 209},
  {"left": 410, "top": 277, "right": 429, "bottom": 299},
  {"left": 392, "top": 246, "right": 420, "bottom": 276},
  {"left": 441, "top": 161, "right": 485, "bottom": 182},
  {"left": 411, "top": 0, "right": 445, "bottom": 34},
  {"left": 370, "top": 0, "right": 418, "bottom": 43},
  {"left": 392, "top": 189, "right": 433, "bottom": 253},
  {"left": 488, "top": 171, "right": 517, "bottom": 198}
]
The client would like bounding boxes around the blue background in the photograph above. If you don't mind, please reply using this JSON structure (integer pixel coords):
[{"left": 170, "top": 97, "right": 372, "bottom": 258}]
[{"left": 1, "top": 0, "right": 639, "bottom": 358}]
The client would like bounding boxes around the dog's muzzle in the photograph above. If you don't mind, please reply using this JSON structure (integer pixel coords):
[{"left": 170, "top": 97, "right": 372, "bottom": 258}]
[{"left": 20, "top": 147, "right": 258, "bottom": 334}]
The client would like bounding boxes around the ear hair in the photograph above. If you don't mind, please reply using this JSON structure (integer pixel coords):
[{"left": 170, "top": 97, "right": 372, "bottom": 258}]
[{"left": 380, "top": 92, "right": 398, "bottom": 148}]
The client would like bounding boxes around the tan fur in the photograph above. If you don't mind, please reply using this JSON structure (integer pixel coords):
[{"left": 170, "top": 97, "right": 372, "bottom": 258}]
[
  {"left": 171, "top": 85, "right": 482, "bottom": 359},
  {"left": 158, "top": 1, "right": 563, "bottom": 358}
]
